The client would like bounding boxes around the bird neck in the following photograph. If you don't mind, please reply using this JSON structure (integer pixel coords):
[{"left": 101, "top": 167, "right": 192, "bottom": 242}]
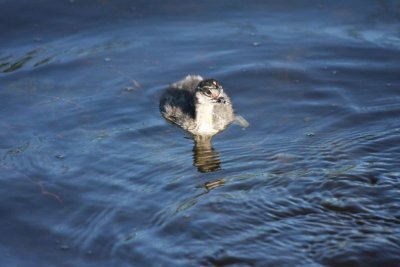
[{"left": 195, "top": 100, "right": 215, "bottom": 134}]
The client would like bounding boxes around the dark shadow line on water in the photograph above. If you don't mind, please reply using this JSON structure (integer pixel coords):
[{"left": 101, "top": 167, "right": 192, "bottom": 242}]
[{"left": 173, "top": 178, "right": 226, "bottom": 214}]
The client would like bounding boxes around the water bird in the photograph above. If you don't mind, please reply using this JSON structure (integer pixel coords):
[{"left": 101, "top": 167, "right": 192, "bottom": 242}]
[
  {"left": 160, "top": 75, "right": 248, "bottom": 172},
  {"left": 159, "top": 75, "right": 235, "bottom": 137}
]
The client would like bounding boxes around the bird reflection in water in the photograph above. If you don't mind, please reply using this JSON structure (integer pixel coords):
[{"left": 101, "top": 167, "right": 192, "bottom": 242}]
[
  {"left": 203, "top": 179, "right": 225, "bottom": 190},
  {"left": 192, "top": 135, "right": 221, "bottom": 173}
]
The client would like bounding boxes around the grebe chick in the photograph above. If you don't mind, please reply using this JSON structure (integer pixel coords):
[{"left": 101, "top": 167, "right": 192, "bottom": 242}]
[{"left": 159, "top": 75, "right": 235, "bottom": 136}]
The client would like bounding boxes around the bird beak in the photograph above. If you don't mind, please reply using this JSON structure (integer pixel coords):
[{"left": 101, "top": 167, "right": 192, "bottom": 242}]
[
  {"left": 211, "top": 88, "right": 224, "bottom": 102},
  {"left": 211, "top": 92, "right": 220, "bottom": 99},
  {"left": 212, "top": 90, "right": 225, "bottom": 103},
  {"left": 216, "top": 97, "right": 226, "bottom": 104}
]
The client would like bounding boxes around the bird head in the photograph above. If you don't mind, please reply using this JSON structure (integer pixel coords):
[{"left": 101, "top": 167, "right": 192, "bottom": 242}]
[{"left": 196, "top": 79, "right": 226, "bottom": 103}]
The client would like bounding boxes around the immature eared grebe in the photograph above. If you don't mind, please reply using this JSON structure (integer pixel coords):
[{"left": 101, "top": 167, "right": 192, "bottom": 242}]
[{"left": 159, "top": 75, "right": 235, "bottom": 137}]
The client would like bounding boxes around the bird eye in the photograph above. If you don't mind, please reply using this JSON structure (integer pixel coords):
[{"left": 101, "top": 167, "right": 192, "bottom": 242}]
[{"left": 204, "top": 88, "right": 212, "bottom": 96}]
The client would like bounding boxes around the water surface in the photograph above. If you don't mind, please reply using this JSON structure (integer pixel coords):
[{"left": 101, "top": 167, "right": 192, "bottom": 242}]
[{"left": 1, "top": 1, "right": 400, "bottom": 266}]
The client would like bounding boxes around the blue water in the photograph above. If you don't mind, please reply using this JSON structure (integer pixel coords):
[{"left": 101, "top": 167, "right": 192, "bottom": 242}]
[{"left": 1, "top": 1, "right": 400, "bottom": 266}]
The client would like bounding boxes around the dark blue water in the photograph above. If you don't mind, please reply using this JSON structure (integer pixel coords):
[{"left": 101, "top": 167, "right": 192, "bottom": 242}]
[{"left": 1, "top": 1, "right": 400, "bottom": 266}]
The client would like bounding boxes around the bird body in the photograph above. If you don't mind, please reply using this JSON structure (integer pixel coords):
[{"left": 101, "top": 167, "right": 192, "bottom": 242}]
[{"left": 160, "top": 75, "right": 235, "bottom": 137}]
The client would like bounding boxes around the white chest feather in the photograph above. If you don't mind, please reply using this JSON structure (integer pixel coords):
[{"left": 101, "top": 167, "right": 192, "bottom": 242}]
[{"left": 195, "top": 103, "right": 217, "bottom": 134}]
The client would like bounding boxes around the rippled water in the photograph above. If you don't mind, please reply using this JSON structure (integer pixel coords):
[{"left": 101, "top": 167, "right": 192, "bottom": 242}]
[{"left": 1, "top": 1, "right": 400, "bottom": 266}]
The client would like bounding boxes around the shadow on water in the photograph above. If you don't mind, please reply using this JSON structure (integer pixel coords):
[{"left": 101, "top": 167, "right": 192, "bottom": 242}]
[{"left": 192, "top": 135, "right": 221, "bottom": 173}]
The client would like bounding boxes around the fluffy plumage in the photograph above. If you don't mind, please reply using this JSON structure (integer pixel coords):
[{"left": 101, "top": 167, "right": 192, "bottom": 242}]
[{"left": 160, "top": 75, "right": 235, "bottom": 136}]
